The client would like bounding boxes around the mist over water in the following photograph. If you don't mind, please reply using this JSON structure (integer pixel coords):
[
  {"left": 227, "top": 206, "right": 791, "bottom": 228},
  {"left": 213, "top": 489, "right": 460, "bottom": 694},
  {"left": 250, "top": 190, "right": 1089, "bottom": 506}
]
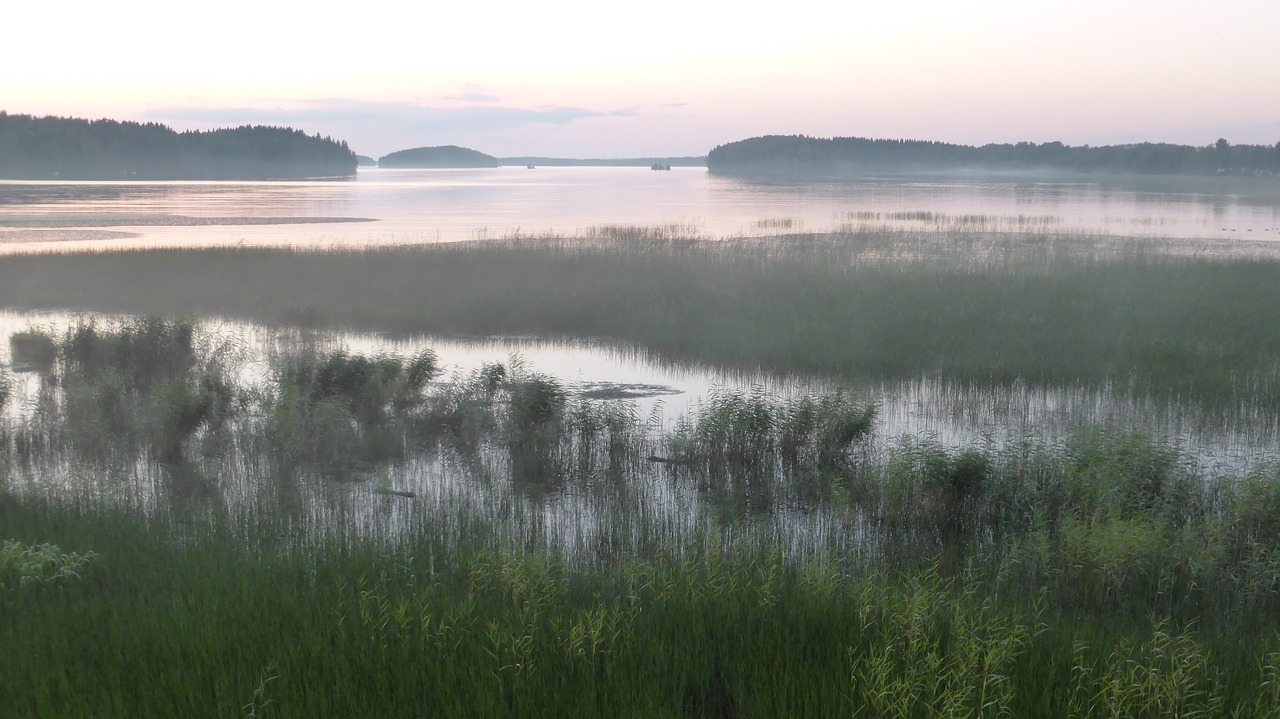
[
  {"left": 3, "top": 168, "right": 1280, "bottom": 544},
  {"left": 2, "top": 167, "right": 1279, "bottom": 253},
  {"left": 5, "top": 310, "right": 1273, "bottom": 480}
]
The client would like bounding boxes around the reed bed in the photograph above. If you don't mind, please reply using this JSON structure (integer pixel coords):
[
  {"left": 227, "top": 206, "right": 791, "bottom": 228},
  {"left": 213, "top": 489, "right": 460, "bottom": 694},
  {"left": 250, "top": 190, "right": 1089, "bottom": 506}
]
[
  {"left": 3, "top": 318, "right": 1280, "bottom": 716},
  {"left": 1, "top": 228, "right": 1277, "bottom": 418},
  {"left": 4, "top": 225, "right": 1280, "bottom": 715}
]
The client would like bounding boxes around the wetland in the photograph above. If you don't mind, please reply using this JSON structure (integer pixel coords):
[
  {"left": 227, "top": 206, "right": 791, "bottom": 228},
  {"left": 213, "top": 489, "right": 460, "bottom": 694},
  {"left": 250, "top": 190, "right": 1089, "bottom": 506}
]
[{"left": 4, "top": 168, "right": 1280, "bottom": 717}]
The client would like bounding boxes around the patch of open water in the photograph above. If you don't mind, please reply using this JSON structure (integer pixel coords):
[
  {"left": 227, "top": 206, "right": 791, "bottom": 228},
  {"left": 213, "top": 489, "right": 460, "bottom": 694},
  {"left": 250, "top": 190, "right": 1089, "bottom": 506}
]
[
  {"left": 3, "top": 310, "right": 1275, "bottom": 473},
  {"left": 2, "top": 168, "right": 1279, "bottom": 254},
  {"left": 4, "top": 310, "right": 1276, "bottom": 556},
  {"left": 3, "top": 165, "right": 1279, "bottom": 552}
]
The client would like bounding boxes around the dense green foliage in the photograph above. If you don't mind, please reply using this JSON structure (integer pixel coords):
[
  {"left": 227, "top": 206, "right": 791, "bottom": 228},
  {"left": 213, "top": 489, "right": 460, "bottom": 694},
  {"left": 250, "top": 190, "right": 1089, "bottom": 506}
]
[
  {"left": 3, "top": 319, "right": 1280, "bottom": 715},
  {"left": 707, "top": 134, "right": 1280, "bottom": 177},
  {"left": 377, "top": 145, "right": 500, "bottom": 168},
  {"left": 4, "top": 229, "right": 1280, "bottom": 715},
  {"left": 6, "top": 494, "right": 1280, "bottom": 718},
  {"left": 9, "top": 329, "right": 57, "bottom": 374},
  {"left": 270, "top": 348, "right": 439, "bottom": 472},
  {"left": 0, "top": 111, "right": 357, "bottom": 179}
]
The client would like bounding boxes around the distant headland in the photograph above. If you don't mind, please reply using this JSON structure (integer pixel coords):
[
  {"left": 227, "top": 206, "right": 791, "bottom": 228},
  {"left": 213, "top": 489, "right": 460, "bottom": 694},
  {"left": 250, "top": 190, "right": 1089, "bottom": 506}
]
[
  {"left": 707, "top": 135, "right": 1280, "bottom": 178},
  {"left": 371, "top": 147, "right": 705, "bottom": 169},
  {"left": 0, "top": 112, "right": 357, "bottom": 180},
  {"left": 496, "top": 156, "right": 705, "bottom": 168},
  {"left": 377, "top": 146, "right": 500, "bottom": 168}
]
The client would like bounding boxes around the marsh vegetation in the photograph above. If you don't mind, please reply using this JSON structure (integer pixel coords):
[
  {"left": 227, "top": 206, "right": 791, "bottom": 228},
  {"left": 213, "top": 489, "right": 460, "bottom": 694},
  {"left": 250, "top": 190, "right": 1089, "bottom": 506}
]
[{"left": 4, "top": 222, "right": 1280, "bottom": 716}]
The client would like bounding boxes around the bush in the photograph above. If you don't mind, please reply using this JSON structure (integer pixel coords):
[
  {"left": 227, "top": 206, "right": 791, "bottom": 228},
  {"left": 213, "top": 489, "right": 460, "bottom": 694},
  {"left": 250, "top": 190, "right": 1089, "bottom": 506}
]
[
  {"left": 0, "top": 369, "right": 10, "bottom": 414},
  {"left": 147, "top": 371, "right": 236, "bottom": 461},
  {"left": 61, "top": 316, "right": 196, "bottom": 392},
  {"left": 269, "top": 348, "right": 439, "bottom": 472},
  {"left": 9, "top": 329, "right": 57, "bottom": 374},
  {"left": 1063, "top": 428, "right": 1197, "bottom": 526}
]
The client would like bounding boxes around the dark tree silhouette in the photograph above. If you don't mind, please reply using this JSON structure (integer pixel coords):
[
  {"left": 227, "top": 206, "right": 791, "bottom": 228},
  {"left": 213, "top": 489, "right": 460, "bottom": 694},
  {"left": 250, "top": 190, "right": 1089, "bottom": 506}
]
[
  {"left": 0, "top": 113, "right": 357, "bottom": 180},
  {"left": 377, "top": 146, "right": 500, "bottom": 168},
  {"left": 706, "top": 135, "right": 1280, "bottom": 177}
]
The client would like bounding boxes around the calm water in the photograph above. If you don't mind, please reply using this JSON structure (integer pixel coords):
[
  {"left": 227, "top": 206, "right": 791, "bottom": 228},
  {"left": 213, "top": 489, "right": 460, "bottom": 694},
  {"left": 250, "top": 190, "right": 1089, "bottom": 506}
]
[
  {"left": 4, "top": 310, "right": 1273, "bottom": 475},
  {"left": 3, "top": 309, "right": 1275, "bottom": 554},
  {"left": 5, "top": 171, "right": 1279, "bottom": 551},
  {"left": 2, "top": 167, "right": 1280, "bottom": 253}
]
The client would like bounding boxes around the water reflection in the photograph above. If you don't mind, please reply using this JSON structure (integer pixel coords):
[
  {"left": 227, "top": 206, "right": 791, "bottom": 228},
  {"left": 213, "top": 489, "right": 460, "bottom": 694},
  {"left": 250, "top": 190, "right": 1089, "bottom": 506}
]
[
  {"left": 3, "top": 310, "right": 1276, "bottom": 466},
  {"left": 3, "top": 309, "right": 1276, "bottom": 554},
  {"left": 2, "top": 168, "right": 1279, "bottom": 254}
]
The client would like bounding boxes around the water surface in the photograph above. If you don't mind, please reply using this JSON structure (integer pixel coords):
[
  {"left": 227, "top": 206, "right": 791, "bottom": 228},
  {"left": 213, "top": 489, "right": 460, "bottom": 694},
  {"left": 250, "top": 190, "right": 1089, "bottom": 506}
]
[{"left": 3, "top": 168, "right": 1279, "bottom": 253}]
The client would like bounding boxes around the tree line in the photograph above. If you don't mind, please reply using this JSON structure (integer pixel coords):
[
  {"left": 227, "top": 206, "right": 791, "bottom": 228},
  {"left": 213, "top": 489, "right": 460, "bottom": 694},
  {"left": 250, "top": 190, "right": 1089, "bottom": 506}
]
[
  {"left": 707, "top": 135, "right": 1280, "bottom": 177},
  {"left": 376, "top": 145, "right": 500, "bottom": 168},
  {"left": 0, "top": 112, "right": 357, "bottom": 180}
]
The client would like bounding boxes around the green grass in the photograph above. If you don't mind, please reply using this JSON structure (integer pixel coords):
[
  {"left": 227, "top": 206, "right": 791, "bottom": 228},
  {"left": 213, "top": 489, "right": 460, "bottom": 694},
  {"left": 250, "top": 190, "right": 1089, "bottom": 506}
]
[
  {"left": 0, "top": 230, "right": 1277, "bottom": 414},
  {"left": 8, "top": 328, "right": 57, "bottom": 374},
  {"left": 3, "top": 490, "right": 1280, "bottom": 718},
  {"left": 2, "top": 320, "right": 1280, "bottom": 715},
  {"left": 4, "top": 228, "right": 1280, "bottom": 716},
  {"left": 0, "top": 369, "right": 10, "bottom": 415}
]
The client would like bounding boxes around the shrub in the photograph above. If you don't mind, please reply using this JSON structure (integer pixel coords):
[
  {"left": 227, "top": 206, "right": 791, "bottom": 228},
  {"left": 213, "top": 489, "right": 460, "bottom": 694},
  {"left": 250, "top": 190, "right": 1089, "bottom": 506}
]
[
  {"left": 1063, "top": 428, "right": 1197, "bottom": 526},
  {"left": 506, "top": 370, "right": 568, "bottom": 484},
  {"left": 0, "top": 539, "right": 100, "bottom": 591},
  {"left": 147, "top": 371, "right": 236, "bottom": 461},
  {"left": 269, "top": 348, "right": 439, "bottom": 472},
  {"left": 9, "top": 329, "right": 57, "bottom": 374},
  {"left": 61, "top": 316, "right": 196, "bottom": 392}
]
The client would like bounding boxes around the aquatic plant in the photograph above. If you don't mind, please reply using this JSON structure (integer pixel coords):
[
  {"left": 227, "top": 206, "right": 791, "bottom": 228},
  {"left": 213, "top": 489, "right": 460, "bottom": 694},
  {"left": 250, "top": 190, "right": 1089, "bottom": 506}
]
[
  {"left": 3, "top": 233, "right": 1278, "bottom": 414},
  {"left": 420, "top": 361, "right": 505, "bottom": 450},
  {"left": 851, "top": 571, "right": 1035, "bottom": 718},
  {"left": 0, "top": 538, "right": 100, "bottom": 591},
  {"left": 1, "top": 310, "right": 1280, "bottom": 715},
  {"left": 269, "top": 348, "right": 439, "bottom": 472},
  {"left": 8, "top": 328, "right": 56, "bottom": 375},
  {"left": 778, "top": 390, "right": 877, "bottom": 468},
  {"left": 19, "top": 317, "right": 241, "bottom": 464},
  {"left": 61, "top": 315, "right": 197, "bottom": 392},
  {"left": 505, "top": 368, "right": 568, "bottom": 485},
  {"left": 147, "top": 370, "right": 236, "bottom": 461},
  {"left": 1060, "top": 427, "right": 1197, "bottom": 527}
]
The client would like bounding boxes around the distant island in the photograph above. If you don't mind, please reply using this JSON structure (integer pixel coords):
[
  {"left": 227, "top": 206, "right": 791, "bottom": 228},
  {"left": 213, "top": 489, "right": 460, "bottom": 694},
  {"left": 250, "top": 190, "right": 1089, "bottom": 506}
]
[
  {"left": 0, "top": 112, "right": 357, "bottom": 180},
  {"left": 707, "top": 135, "right": 1280, "bottom": 177},
  {"left": 498, "top": 156, "right": 705, "bottom": 168},
  {"left": 378, "top": 146, "right": 499, "bottom": 168}
]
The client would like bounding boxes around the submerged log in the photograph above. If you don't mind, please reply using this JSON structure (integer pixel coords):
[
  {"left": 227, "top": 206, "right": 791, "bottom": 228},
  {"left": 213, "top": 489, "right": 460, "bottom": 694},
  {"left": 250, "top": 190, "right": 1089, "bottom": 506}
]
[
  {"left": 370, "top": 488, "right": 416, "bottom": 498},
  {"left": 647, "top": 455, "right": 694, "bottom": 466}
]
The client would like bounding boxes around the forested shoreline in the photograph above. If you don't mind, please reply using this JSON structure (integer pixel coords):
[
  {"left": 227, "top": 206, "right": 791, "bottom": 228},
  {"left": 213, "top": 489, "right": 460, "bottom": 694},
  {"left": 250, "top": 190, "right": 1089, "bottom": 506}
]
[
  {"left": 0, "top": 112, "right": 357, "bottom": 180},
  {"left": 708, "top": 134, "right": 1280, "bottom": 177},
  {"left": 377, "top": 145, "right": 500, "bottom": 168}
]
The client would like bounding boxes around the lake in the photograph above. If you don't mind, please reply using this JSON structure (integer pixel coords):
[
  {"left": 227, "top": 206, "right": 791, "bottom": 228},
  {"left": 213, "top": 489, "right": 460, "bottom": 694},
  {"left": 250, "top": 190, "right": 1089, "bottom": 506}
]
[
  {"left": 3, "top": 169, "right": 1279, "bottom": 471},
  {"left": 4, "top": 170, "right": 1280, "bottom": 552},
  {"left": 4, "top": 309, "right": 1274, "bottom": 477},
  {"left": 3, "top": 167, "right": 1280, "bottom": 253}
]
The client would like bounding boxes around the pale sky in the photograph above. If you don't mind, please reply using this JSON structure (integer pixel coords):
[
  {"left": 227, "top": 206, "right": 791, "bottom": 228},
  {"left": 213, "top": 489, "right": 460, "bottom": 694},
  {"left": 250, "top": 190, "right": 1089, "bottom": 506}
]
[{"left": 3, "top": 0, "right": 1278, "bottom": 158}]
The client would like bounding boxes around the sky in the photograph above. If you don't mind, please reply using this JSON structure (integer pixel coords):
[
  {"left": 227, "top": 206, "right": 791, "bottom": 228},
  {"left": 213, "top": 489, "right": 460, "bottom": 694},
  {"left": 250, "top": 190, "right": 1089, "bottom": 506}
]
[{"left": 3, "top": 0, "right": 1279, "bottom": 158}]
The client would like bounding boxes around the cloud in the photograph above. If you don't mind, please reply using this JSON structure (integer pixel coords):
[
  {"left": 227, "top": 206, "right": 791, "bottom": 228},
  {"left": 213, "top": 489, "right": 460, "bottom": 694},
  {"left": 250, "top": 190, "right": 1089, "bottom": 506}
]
[
  {"left": 145, "top": 99, "right": 614, "bottom": 132},
  {"left": 138, "top": 99, "right": 668, "bottom": 156},
  {"left": 1080, "top": 120, "right": 1280, "bottom": 149},
  {"left": 437, "top": 93, "right": 501, "bottom": 103}
]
